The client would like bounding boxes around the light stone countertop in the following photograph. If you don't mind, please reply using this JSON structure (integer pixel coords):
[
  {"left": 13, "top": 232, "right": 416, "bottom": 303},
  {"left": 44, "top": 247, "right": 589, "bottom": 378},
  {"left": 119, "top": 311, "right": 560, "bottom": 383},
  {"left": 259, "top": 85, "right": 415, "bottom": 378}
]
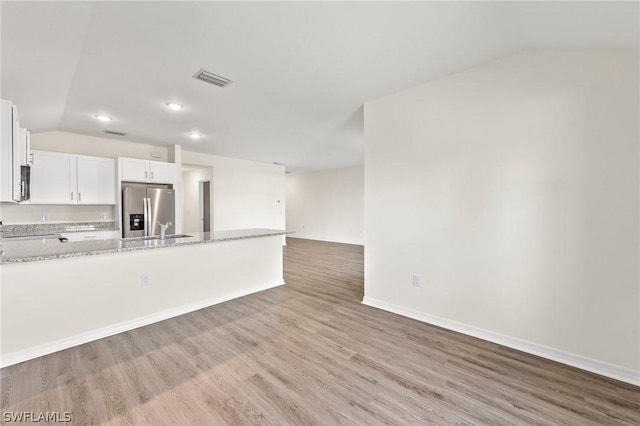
[
  {"left": 1, "top": 221, "right": 119, "bottom": 238},
  {"left": 1, "top": 228, "right": 286, "bottom": 264}
]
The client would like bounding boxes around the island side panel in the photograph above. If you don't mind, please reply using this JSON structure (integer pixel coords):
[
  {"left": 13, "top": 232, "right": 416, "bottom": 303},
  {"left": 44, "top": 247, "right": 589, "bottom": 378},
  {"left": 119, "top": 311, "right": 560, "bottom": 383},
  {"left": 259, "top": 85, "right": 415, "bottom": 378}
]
[{"left": 1, "top": 235, "right": 284, "bottom": 366}]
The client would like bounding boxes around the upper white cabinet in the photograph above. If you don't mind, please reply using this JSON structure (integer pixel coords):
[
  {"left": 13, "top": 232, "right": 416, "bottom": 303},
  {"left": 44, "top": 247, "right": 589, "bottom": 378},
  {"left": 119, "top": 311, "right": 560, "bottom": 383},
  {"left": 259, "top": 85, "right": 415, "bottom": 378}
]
[
  {"left": 149, "top": 161, "right": 174, "bottom": 183},
  {"left": 19, "top": 127, "right": 32, "bottom": 166},
  {"left": 30, "top": 150, "right": 116, "bottom": 205},
  {"left": 30, "top": 151, "right": 75, "bottom": 204},
  {"left": 120, "top": 158, "right": 148, "bottom": 182},
  {"left": 1, "top": 99, "right": 31, "bottom": 202},
  {"left": 76, "top": 155, "right": 117, "bottom": 204},
  {"left": 119, "top": 157, "right": 175, "bottom": 184}
]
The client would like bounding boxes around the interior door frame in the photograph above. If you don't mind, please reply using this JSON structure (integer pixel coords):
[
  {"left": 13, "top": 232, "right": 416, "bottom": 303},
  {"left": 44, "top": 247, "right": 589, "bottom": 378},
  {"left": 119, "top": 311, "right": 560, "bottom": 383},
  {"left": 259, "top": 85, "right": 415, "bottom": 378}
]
[{"left": 198, "top": 180, "right": 211, "bottom": 232}]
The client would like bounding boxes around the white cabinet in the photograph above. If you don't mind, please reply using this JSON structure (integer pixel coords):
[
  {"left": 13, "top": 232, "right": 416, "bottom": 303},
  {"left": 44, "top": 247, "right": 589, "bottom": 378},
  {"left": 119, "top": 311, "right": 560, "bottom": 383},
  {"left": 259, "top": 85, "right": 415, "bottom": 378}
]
[
  {"left": 19, "top": 127, "right": 32, "bottom": 166},
  {"left": 149, "top": 161, "right": 174, "bottom": 183},
  {"left": 120, "top": 158, "right": 149, "bottom": 182},
  {"left": 1, "top": 99, "right": 30, "bottom": 202},
  {"left": 60, "top": 230, "right": 119, "bottom": 242},
  {"left": 76, "top": 155, "right": 116, "bottom": 204},
  {"left": 30, "top": 151, "right": 75, "bottom": 204},
  {"left": 120, "top": 157, "right": 175, "bottom": 184},
  {"left": 0, "top": 100, "right": 12, "bottom": 201},
  {"left": 30, "top": 150, "right": 116, "bottom": 205}
]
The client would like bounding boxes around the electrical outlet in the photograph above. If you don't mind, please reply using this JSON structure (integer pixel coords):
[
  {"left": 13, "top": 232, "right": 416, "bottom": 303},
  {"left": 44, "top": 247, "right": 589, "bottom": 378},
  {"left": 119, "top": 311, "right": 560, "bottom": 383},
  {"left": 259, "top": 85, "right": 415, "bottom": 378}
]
[
  {"left": 141, "top": 273, "right": 151, "bottom": 287},
  {"left": 412, "top": 274, "right": 421, "bottom": 287},
  {"left": 42, "top": 214, "right": 48, "bottom": 222},
  {"left": 101, "top": 213, "right": 107, "bottom": 220}
]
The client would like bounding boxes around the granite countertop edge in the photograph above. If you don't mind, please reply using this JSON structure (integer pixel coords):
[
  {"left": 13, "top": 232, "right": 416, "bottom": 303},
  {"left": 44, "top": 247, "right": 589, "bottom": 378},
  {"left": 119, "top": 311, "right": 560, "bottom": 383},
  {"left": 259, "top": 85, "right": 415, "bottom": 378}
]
[{"left": 1, "top": 229, "right": 288, "bottom": 264}]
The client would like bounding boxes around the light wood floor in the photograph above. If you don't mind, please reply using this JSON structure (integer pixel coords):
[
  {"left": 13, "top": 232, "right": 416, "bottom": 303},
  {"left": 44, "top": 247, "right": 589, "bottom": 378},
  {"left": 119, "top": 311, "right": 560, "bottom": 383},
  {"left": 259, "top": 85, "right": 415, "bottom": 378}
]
[{"left": 1, "top": 238, "right": 638, "bottom": 425}]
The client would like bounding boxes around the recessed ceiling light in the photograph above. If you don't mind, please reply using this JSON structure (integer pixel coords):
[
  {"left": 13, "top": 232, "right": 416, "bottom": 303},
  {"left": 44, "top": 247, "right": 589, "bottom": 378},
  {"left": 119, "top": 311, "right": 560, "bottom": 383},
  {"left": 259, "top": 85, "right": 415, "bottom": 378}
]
[
  {"left": 94, "top": 114, "right": 112, "bottom": 122},
  {"left": 189, "top": 131, "right": 202, "bottom": 140},
  {"left": 166, "top": 102, "right": 184, "bottom": 111}
]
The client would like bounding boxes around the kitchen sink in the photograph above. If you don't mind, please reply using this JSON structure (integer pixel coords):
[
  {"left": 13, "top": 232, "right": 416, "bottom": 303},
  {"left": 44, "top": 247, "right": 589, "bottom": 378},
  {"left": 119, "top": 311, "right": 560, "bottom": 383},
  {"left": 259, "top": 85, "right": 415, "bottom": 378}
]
[{"left": 121, "top": 234, "right": 193, "bottom": 242}]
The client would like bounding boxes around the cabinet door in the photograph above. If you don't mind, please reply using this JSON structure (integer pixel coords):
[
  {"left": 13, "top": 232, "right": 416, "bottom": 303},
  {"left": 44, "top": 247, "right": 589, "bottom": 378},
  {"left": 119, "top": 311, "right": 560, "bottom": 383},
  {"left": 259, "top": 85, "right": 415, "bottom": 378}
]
[
  {"left": 11, "top": 106, "right": 21, "bottom": 200},
  {"left": 20, "top": 127, "right": 32, "bottom": 166},
  {"left": 77, "top": 156, "right": 116, "bottom": 204},
  {"left": 149, "top": 161, "right": 175, "bottom": 183},
  {"left": 0, "top": 100, "right": 13, "bottom": 202},
  {"left": 60, "top": 230, "right": 119, "bottom": 241},
  {"left": 120, "top": 158, "right": 149, "bottom": 182},
  {"left": 30, "top": 150, "right": 76, "bottom": 204}
]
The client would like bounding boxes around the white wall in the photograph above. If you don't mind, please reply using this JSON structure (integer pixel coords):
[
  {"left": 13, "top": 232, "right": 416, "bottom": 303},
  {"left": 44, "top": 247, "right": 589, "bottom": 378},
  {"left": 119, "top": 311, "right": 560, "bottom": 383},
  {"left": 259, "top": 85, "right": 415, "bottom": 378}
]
[
  {"left": 182, "top": 151, "right": 285, "bottom": 232},
  {"left": 364, "top": 50, "right": 639, "bottom": 383},
  {"left": 0, "top": 204, "right": 113, "bottom": 224},
  {"left": 30, "top": 131, "right": 167, "bottom": 160},
  {"left": 182, "top": 166, "right": 213, "bottom": 233},
  {"left": 286, "top": 166, "right": 364, "bottom": 245},
  {"left": 166, "top": 145, "right": 183, "bottom": 234}
]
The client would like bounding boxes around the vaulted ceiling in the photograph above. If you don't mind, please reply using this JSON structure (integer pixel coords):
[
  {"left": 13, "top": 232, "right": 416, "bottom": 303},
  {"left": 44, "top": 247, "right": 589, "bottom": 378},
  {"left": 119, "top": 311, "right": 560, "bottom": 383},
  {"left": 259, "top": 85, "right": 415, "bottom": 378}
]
[{"left": 2, "top": 2, "right": 638, "bottom": 171}]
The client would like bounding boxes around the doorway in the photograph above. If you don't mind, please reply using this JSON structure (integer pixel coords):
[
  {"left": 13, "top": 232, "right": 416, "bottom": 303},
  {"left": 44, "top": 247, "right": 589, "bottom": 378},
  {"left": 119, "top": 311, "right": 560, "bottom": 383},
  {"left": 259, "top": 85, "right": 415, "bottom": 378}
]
[{"left": 199, "top": 180, "right": 211, "bottom": 232}]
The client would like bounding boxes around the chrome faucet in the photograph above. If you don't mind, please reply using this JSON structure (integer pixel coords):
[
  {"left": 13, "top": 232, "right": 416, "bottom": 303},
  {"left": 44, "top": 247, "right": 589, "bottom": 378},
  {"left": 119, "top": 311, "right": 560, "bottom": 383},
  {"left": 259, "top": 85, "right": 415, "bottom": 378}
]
[{"left": 158, "top": 221, "right": 172, "bottom": 240}]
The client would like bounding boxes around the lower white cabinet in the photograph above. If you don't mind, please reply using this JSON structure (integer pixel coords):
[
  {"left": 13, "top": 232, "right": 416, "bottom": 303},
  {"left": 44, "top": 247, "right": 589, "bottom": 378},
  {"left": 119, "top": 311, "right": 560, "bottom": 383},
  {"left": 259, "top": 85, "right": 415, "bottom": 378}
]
[
  {"left": 60, "top": 231, "right": 119, "bottom": 242},
  {"left": 30, "top": 150, "right": 116, "bottom": 205}
]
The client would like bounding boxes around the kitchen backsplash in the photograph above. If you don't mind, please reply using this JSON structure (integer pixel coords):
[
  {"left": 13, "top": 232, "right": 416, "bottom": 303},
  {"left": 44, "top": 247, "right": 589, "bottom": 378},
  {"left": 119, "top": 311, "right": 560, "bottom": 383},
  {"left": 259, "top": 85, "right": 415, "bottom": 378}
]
[{"left": 0, "top": 203, "right": 114, "bottom": 225}]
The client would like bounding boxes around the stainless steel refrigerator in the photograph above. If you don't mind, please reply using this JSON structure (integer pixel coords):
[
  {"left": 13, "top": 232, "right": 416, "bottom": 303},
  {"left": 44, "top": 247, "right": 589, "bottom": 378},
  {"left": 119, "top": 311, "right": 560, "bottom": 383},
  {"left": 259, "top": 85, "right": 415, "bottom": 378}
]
[{"left": 122, "top": 184, "right": 175, "bottom": 238}]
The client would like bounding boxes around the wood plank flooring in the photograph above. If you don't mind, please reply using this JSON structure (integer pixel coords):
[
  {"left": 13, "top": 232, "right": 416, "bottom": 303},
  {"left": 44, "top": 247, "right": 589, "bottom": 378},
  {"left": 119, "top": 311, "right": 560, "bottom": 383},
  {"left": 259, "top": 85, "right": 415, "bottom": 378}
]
[{"left": 1, "top": 237, "right": 638, "bottom": 425}]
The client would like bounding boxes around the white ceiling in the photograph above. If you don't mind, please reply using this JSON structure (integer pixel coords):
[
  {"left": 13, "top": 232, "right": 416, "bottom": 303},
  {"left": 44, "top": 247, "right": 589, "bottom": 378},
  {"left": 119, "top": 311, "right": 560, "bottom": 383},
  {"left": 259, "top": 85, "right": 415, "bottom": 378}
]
[{"left": 2, "top": 2, "right": 638, "bottom": 172}]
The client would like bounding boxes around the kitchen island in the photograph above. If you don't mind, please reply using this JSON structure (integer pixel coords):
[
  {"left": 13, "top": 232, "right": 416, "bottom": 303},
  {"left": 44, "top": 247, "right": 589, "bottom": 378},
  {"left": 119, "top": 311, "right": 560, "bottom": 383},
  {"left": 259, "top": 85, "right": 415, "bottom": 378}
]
[
  {"left": 1, "top": 228, "right": 286, "bottom": 367},
  {"left": 1, "top": 228, "right": 286, "bottom": 264}
]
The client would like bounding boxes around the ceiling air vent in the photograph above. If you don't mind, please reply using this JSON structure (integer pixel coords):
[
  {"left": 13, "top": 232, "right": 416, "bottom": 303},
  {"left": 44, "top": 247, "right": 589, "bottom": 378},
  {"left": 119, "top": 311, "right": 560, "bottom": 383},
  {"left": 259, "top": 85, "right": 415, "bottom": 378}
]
[
  {"left": 193, "top": 69, "right": 232, "bottom": 88},
  {"left": 104, "top": 130, "right": 127, "bottom": 136}
]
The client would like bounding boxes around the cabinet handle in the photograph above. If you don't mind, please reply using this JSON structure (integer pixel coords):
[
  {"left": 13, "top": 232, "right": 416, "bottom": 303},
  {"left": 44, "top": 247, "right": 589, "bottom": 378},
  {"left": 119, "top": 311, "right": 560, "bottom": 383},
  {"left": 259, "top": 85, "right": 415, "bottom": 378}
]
[
  {"left": 78, "top": 192, "right": 82, "bottom": 202},
  {"left": 145, "top": 171, "right": 148, "bottom": 179},
  {"left": 151, "top": 171, "right": 154, "bottom": 180},
  {"left": 71, "top": 192, "right": 74, "bottom": 201}
]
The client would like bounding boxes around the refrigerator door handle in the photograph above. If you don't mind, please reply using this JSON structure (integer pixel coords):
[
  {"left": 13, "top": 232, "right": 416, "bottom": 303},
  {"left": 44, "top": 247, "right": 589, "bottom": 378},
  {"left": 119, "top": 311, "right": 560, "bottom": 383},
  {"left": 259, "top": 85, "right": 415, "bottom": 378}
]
[
  {"left": 146, "top": 197, "right": 152, "bottom": 236},
  {"left": 148, "top": 197, "right": 151, "bottom": 236},
  {"left": 143, "top": 197, "right": 148, "bottom": 237}
]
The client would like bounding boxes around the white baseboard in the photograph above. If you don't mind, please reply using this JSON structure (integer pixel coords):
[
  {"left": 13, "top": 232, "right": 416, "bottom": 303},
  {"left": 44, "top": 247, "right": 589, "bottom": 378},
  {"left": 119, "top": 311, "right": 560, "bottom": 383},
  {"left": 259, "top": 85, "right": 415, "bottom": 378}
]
[
  {"left": 286, "top": 236, "right": 364, "bottom": 246},
  {"left": 362, "top": 297, "right": 640, "bottom": 386},
  {"left": 1, "top": 280, "right": 285, "bottom": 368}
]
